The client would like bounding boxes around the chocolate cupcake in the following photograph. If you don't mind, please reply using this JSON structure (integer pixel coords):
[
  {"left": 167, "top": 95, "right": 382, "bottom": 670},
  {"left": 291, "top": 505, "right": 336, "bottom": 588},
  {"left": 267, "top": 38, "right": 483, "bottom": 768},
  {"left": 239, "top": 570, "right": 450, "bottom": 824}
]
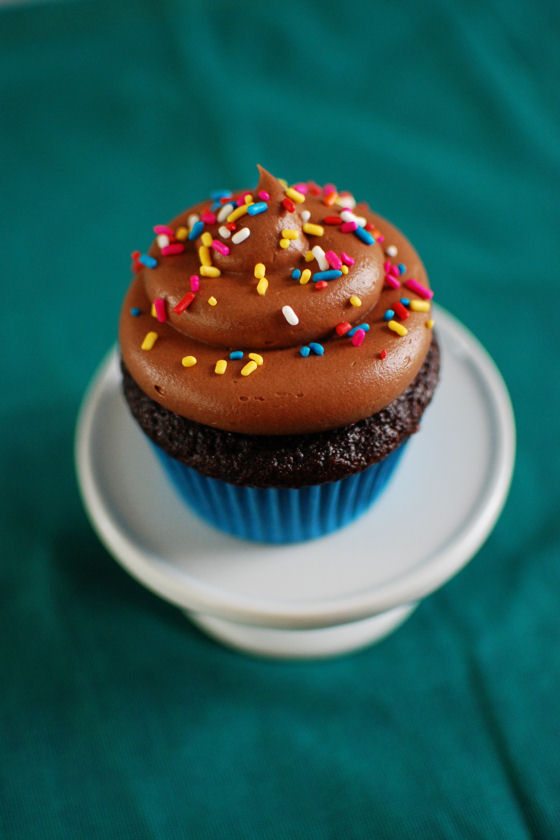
[{"left": 119, "top": 168, "right": 439, "bottom": 542}]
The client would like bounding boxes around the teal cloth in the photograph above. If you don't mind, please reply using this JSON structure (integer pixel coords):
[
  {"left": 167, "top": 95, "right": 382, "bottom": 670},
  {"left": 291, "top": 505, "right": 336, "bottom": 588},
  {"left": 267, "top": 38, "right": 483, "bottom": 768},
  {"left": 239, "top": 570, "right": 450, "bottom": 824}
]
[{"left": 1, "top": 1, "right": 559, "bottom": 837}]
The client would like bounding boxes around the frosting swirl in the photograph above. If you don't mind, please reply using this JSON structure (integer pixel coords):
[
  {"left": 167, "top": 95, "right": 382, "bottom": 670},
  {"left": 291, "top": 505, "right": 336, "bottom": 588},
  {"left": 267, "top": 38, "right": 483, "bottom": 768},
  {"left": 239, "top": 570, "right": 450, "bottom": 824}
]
[{"left": 119, "top": 168, "right": 435, "bottom": 435}]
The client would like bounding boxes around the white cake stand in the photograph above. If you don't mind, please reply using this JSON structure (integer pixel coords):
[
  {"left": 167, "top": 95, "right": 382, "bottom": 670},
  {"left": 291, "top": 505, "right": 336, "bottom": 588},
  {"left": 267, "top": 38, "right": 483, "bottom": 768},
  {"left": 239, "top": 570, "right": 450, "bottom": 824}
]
[{"left": 75, "top": 306, "right": 515, "bottom": 658}]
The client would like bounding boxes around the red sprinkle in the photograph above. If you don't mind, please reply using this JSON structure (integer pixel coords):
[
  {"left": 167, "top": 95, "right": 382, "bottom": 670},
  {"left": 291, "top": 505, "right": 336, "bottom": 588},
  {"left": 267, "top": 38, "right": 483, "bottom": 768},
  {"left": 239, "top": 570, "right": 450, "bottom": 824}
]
[
  {"left": 380, "top": 349, "right": 387, "bottom": 359},
  {"left": 324, "top": 216, "right": 342, "bottom": 225},
  {"left": 364, "top": 222, "right": 375, "bottom": 232},
  {"left": 351, "top": 329, "right": 366, "bottom": 347},
  {"left": 161, "top": 243, "right": 185, "bottom": 256},
  {"left": 282, "top": 197, "right": 295, "bottom": 212},
  {"left": 308, "top": 182, "right": 322, "bottom": 196},
  {"left": 335, "top": 321, "right": 352, "bottom": 336},
  {"left": 315, "top": 280, "right": 328, "bottom": 290},
  {"left": 131, "top": 250, "right": 142, "bottom": 273},
  {"left": 226, "top": 222, "right": 237, "bottom": 231},
  {"left": 173, "top": 292, "right": 195, "bottom": 313},
  {"left": 394, "top": 301, "right": 409, "bottom": 320},
  {"left": 220, "top": 196, "right": 231, "bottom": 204}
]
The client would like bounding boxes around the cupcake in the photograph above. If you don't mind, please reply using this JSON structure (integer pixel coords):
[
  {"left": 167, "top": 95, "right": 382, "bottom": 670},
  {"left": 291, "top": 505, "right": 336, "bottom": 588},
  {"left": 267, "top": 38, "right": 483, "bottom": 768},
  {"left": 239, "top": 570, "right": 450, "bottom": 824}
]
[{"left": 119, "top": 167, "right": 439, "bottom": 543}]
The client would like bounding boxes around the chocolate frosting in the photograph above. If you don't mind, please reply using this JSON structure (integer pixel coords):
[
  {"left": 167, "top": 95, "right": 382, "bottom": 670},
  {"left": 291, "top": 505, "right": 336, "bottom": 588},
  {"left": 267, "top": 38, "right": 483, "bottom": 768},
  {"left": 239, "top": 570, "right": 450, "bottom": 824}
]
[{"left": 119, "top": 168, "right": 434, "bottom": 435}]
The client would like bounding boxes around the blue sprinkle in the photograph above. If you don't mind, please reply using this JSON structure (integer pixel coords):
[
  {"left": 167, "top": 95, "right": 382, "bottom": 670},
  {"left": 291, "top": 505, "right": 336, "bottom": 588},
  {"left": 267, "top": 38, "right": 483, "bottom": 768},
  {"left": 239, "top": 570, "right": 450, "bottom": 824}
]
[
  {"left": 247, "top": 202, "right": 268, "bottom": 216},
  {"left": 188, "top": 221, "right": 204, "bottom": 240},
  {"left": 347, "top": 323, "right": 371, "bottom": 337},
  {"left": 211, "top": 189, "right": 232, "bottom": 201},
  {"left": 383, "top": 309, "right": 395, "bottom": 321},
  {"left": 309, "top": 342, "right": 325, "bottom": 356},
  {"left": 400, "top": 297, "right": 410, "bottom": 307},
  {"left": 139, "top": 253, "right": 157, "bottom": 268},
  {"left": 398, "top": 263, "right": 406, "bottom": 275},
  {"left": 313, "top": 269, "right": 343, "bottom": 282},
  {"left": 300, "top": 346, "right": 311, "bottom": 357},
  {"left": 130, "top": 307, "right": 141, "bottom": 317},
  {"left": 229, "top": 350, "right": 244, "bottom": 360},
  {"left": 292, "top": 269, "right": 302, "bottom": 280},
  {"left": 210, "top": 202, "right": 222, "bottom": 212},
  {"left": 354, "top": 227, "right": 375, "bottom": 245}
]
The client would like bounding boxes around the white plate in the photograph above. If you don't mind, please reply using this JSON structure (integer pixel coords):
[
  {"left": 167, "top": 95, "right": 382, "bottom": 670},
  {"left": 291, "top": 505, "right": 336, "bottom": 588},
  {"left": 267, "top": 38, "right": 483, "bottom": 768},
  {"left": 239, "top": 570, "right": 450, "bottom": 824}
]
[{"left": 75, "top": 306, "right": 515, "bottom": 657}]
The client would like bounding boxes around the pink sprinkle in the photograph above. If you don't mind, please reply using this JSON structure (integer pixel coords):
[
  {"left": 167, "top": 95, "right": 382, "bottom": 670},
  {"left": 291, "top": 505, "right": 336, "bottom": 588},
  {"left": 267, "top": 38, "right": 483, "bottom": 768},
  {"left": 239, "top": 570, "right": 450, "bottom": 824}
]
[
  {"left": 294, "top": 182, "right": 308, "bottom": 195},
  {"left": 383, "top": 261, "right": 392, "bottom": 272},
  {"left": 325, "top": 250, "right": 342, "bottom": 270},
  {"left": 389, "top": 264, "right": 400, "bottom": 278},
  {"left": 201, "top": 210, "right": 216, "bottom": 224},
  {"left": 385, "top": 275, "right": 401, "bottom": 289},
  {"left": 341, "top": 252, "right": 355, "bottom": 266},
  {"left": 351, "top": 329, "right": 366, "bottom": 347},
  {"left": 405, "top": 278, "right": 434, "bottom": 300},
  {"left": 153, "top": 225, "right": 175, "bottom": 236},
  {"left": 258, "top": 190, "right": 270, "bottom": 200},
  {"left": 341, "top": 221, "right": 358, "bottom": 233},
  {"left": 211, "top": 239, "right": 229, "bottom": 256},
  {"left": 323, "top": 183, "right": 337, "bottom": 196},
  {"left": 377, "top": 234, "right": 385, "bottom": 242},
  {"left": 190, "top": 274, "right": 200, "bottom": 291},
  {"left": 154, "top": 297, "right": 167, "bottom": 322},
  {"left": 161, "top": 243, "right": 185, "bottom": 256}
]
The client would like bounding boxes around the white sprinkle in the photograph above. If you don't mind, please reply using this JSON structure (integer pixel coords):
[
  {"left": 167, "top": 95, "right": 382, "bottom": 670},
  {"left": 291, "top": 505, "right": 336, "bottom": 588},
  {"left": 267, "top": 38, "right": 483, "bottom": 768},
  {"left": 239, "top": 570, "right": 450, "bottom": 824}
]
[
  {"left": 218, "top": 225, "right": 231, "bottom": 239},
  {"left": 217, "top": 202, "right": 235, "bottom": 223},
  {"left": 336, "top": 194, "right": 356, "bottom": 209},
  {"left": 386, "top": 244, "right": 398, "bottom": 257},
  {"left": 312, "top": 245, "right": 328, "bottom": 271},
  {"left": 187, "top": 214, "right": 200, "bottom": 228},
  {"left": 340, "top": 209, "right": 366, "bottom": 226},
  {"left": 232, "top": 227, "right": 250, "bottom": 244},
  {"left": 282, "top": 305, "right": 299, "bottom": 326},
  {"left": 156, "top": 234, "right": 170, "bottom": 248},
  {"left": 301, "top": 209, "right": 311, "bottom": 223}
]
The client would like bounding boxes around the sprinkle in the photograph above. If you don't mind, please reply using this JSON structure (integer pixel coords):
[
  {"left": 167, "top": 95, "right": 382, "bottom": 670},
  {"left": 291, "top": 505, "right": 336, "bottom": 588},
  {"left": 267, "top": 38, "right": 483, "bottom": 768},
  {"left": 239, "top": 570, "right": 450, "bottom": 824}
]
[
  {"left": 388, "top": 264, "right": 400, "bottom": 278},
  {"left": 130, "top": 307, "right": 141, "bottom": 317},
  {"left": 337, "top": 191, "right": 356, "bottom": 209},
  {"left": 208, "top": 296, "right": 218, "bottom": 306},
  {"left": 311, "top": 245, "right": 328, "bottom": 270},
  {"left": 188, "top": 213, "right": 200, "bottom": 228},
  {"left": 217, "top": 202, "right": 235, "bottom": 223},
  {"left": 156, "top": 234, "right": 170, "bottom": 248},
  {"left": 211, "top": 239, "right": 230, "bottom": 256},
  {"left": 385, "top": 275, "right": 401, "bottom": 289},
  {"left": 252, "top": 263, "right": 265, "bottom": 279},
  {"left": 341, "top": 221, "right": 358, "bottom": 233},
  {"left": 279, "top": 239, "right": 290, "bottom": 249},
  {"left": 230, "top": 350, "right": 244, "bottom": 360},
  {"left": 154, "top": 225, "right": 175, "bottom": 236},
  {"left": 383, "top": 309, "right": 395, "bottom": 321},
  {"left": 226, "top": 222, "right": 237, "bottom": 231},
  {"left": 247, "top": 202, "right": 268, "bottom": 216},
  {"left": 151, "top": 303, "right": 157, "bottom": 318},
  {"left": 201, "top": 210, "right": 216, "bottom": 224},
  {"left": 313, "top": 269, "right": 342, "bottom": 282},
  {"left": 341, "top": 265, "right": 349, "bottom": 274},
  {"left": 301, "top": 210, "right": 311, "bottom": 223},
  {"left": 294, "top": 183, "right": 308, "bottom": 195},
  {"left": 241, "top": 360, "right": 258, "bottom": 376},
  {"left": 324, "top": 216, "right": 342, "bottom": 225},
  {"left": 426, "top": 319, "right": 434, "bottom": 328},
  {"left": 354, "top": 226, "right": 375, "bottom": 245},
  {"left": 200, "top": 265, "right": 221, "bottom": 277},
  {"left": 323, "top": 183, "right": 337, "bottom": 196},
  {"left": 282, "top": 229, "right": 299, "bottom": 240},
  {"left": 227, "top": 204, "right": 249, "bottom": 223},
  {"left": 300, "top": 346, "right": 311, "bottom": 357},
  {"left": 400, "top": 298, "right": 410, "bottom": 307},
  {"left": 131, "top": 250, "right": 142, "bottom": 273},
  {"left": 300, "top": 269, "right": 311, "bottom": 284},
  {"left": 405, "top": 278, "right": 433, "bottom": 300},
  {"left": 398, "top": 263, "right": 407, "bottom": 275},
  {"left": 141, "top": 331, "right": 158, "bottom": 350},
  {"left": 232, "top": 227, "right": 250, "bottom": 244},
  {"left": 394, "top": 302, "right": 409, "bottom": 320},
  {"left": 161, "top": 243, "right": 185, "bottom": 256},
  {"left": 139, "top": 253, "right": 157, "bottom": 269},
  {"left": 341, "top": 252, "right": 355, "bottom": 266},
  {"left": 315, "top": 281, "right": 328, "bottom": 290},
  {"left": 282, "top": 197, "right": 295, "bottom": 212},
  {"left": 410, "top": 299, "right": 430, "bottom": 312},
  {"left": 174, "top": 291, "right": 195, "bottom": 313},
  {"left": 349, "top": 296, "right": 362, "bottom": 307},
  {"left": 188, "top": 221, "right": 204, "bottom": 240},
  {"left": 309, "top": 342, "right": 324, "bottom": 355},
  {"left": 218, "top": 225, "right": 231, "bottom": 239},
  {"left": 199, "top": 246, "right": 211, "bottom": 266},
  {"left": 335, "top": 322, "right": 352, "bottom": 336},
  {"left": 153, "top": 298, "right": 167, "bottom": 322},
  {"left": 386, "top": 245, "right": 398, "bottom": 257},
  {"left": 215, "top": 359, "right": 227, "bottom": 375},
  {"left": 182, "top": 356, "right": 197, "bottom": 367},
  {"left": 324, "top": 191, "right": 338, "bottom": 206},
  {"left": 248, "top": 352, "right": 264, "bottom": 366},
  {"left": 292, "top": 269, "right": 301, "bottom": 280},
  {"left": 380, "top": 349, "right": 387, "bottom": 359},
  {"left": 304, "top": 250, "right": 314, "bottom": 262},
  {"left": 243, "top": 193, "right": 254, "bottom": 205},
  {"left": 190, "top": 275, "right": 200, "bottom": 291},
  {"left": 286, "top": 187, "right": 305, "bottom": 203},
  {"left": 256, "top": 277, "right": 268, "bottom": 295},
  {"left": 351, "top": 329, "right": 366, "bottom": 347},
  {"left": 200, "top": 232, "right": 213, "bottom": 247},
  {"left": 282, "top": 305, "right": 299, "bottom": 325},
  {"left": 325, "top": 251, "right": 342, "bottom": 270},
  {"left": 347, "top": 323, "right": 370, "bottom": 337},
  {"left": 388, "top": 319, "right": 408, "bottom": 336},
  {"left": 303, "top": 223, "right": 324, "bottom": 236},
  {"left": 211, "top": 189, "right": 232, "bottom": 201},
  {"left": 258, "top": 190, "right": 270, "bottom": 200}
]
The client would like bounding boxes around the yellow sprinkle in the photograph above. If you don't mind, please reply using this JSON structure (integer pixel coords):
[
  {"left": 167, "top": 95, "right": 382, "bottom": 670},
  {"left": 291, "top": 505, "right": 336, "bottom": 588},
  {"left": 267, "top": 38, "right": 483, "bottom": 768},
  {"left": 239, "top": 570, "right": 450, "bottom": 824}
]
[
  {"left": 349, "top": 296, "right": 362, "bottom": 307},
  {"left": 388, "top": 319, "right": 408, "bottom": 336},
  {"left": 256, "top": 277, "right": 268, "bottom": 295},
  {"left": 175, "top": 226, "right": 188, "bottom": 241},
  {"left": 410, "top": 299, "right": 431, "bottom": 312},
  {"left": 199, "top": 245, "right": 212, "bottom": 266},
  {"left": 303, "top": 223, "right": 324, "bottom": 236},
  {"left": 208, "top": 296, "right": 218, "bottom": 306},
  {"left": 241, "top": 360, "right": 258, "bottom": 376},
  {"left": 279, "top": 238, "right": 290, "bottom": 249},
  {"left": 278, "top": 177, "right": 288, "bottom": 188},
  {"left": 282, "top": 229, "right": 299, "bottom": 239},
  {"left": 215, "top": 359, "right": 227, "bottom": 375},
  {"left": 227, "top": 204, "right": 249, "bottom": 223},
  {"left": 304, "top": 250, "right": 314, "bottom": 262},
  {"left": 426, "top": 319, "right": 434, "bottom": 328},
  {"left": 248, "top": 353, "right": 263, "bottom": 366},
  {"left": 341, "top": 265, "right": 349, "bottom": 275},
  {"left": 200, "top": 266, "right": 221, "bottom": 277},
  {"left": 141, "top": 331, "right": 158, "bottom": 350},
  {"left": 151, "top": 302, "right": 157, "bottom": 318},
  {"left": 254, "top": 263, "right": 266, "bottom": 279},
  {"left": 300, "top": 269, "right": 312, "bottom": 285},
  {"left": 244, "top": 194, "right": 254, "bottom": 205},
  {"left": 285, "top": 187, "right": 305, "bottom": 203},
  {"left": 201, "top": 232, "right": 213, "bottom": 247},
  {"left": 182, "top": 355, "right": 197, "bottom": 367}
]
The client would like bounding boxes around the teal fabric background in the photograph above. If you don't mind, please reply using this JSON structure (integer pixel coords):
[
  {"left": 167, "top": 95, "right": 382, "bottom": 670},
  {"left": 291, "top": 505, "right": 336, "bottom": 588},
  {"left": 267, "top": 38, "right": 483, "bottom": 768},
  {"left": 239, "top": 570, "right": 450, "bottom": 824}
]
[{"left": 1, "top": 1, "right": 559, "bottom": 837}]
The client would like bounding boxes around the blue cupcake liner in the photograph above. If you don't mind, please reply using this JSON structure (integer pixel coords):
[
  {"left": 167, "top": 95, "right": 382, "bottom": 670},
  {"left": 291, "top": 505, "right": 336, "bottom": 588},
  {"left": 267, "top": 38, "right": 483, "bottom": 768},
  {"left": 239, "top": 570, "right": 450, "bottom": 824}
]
[{"left": 151, "top": 440, "right": 408, "bottom": 544}]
